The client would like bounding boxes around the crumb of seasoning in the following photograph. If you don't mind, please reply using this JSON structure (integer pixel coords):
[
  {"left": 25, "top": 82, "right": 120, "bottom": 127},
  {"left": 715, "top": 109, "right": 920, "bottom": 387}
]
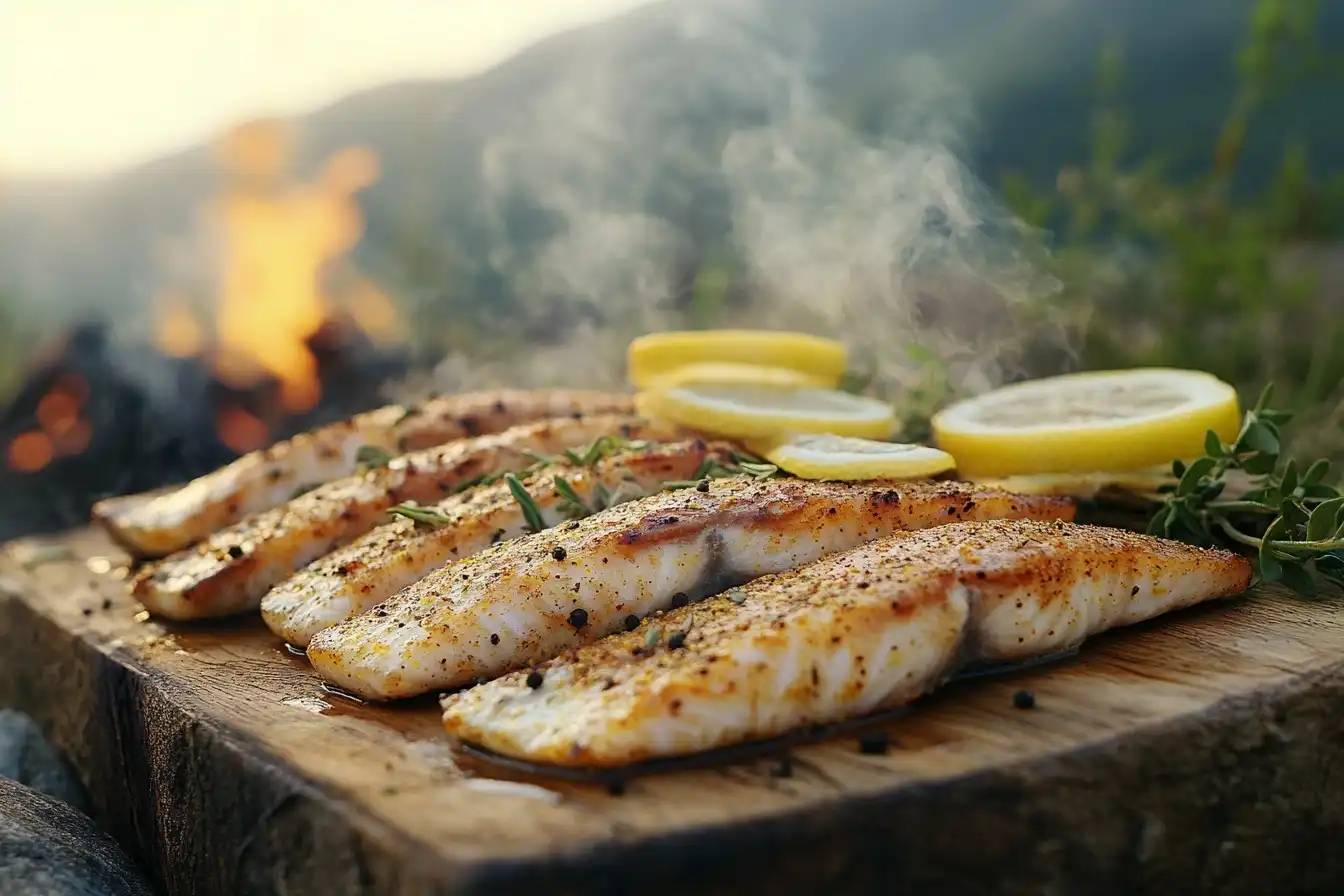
[
  {"left": 857, "top": 731, "right": 889, "bottom": 755},
  {"left": 489, "top": 633, "right": 500, "bottom": 645},
  {"left": 726, "top": 589, "right": 747, "bottom": 605},
  {"left": 667, "top": 631, "right": 687, "bottom": 650},
  {"left": 770, "top": 755, "right": 794, "bottom": 778},
  {"left": 1013, "top": 689, "right": 1036, "bottom": 710},
  {"left": 81, "top": 607, "right": 93, "bottom": 617},
  {"left": 551, "top": 546, "right": 567, "bottom": 561},
  {"left": 568, "top": 608, "right": 589, "bottom": 630},
  {"left": 623, "top": 614, "right": 640, "bottom": 632},
  {"left": 227, "top": 545, "right": 245, "bottom": 559},
  {"left": 526, "top": 670, "right": 545, "bottom": 690},
  {"left": 101, "top": 598, "right": 113, "bottom": 610}
]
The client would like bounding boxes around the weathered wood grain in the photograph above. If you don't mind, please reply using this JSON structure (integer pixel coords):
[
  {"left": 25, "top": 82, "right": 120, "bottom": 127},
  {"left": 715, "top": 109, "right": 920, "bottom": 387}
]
[{"left": 2, "top": 526, "right": 1344, "bottom": 895}]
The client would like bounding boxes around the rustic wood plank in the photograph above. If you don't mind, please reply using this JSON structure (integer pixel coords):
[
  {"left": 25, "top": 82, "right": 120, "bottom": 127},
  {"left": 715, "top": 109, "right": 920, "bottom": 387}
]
[{"left": 2, "top": 526, "right": 1344, "bottom": 895}]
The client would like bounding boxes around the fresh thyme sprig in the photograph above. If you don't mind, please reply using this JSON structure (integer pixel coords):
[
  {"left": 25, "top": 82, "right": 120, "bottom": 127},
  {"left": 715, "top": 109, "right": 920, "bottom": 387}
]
[
  {"left": 505, "top": 472, "right": 547, "bottom": 533},
  {"left": 1145, "top": 384, "right": 1344, "bottom": 595}
]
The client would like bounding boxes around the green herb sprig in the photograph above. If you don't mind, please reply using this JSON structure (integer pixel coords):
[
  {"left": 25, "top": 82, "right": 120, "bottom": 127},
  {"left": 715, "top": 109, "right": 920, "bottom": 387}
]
[
  {"left": 1146, "top": 384, "right": 1344, "bottom": 594},
  {"left": 388, "top": 504, "right": 456, "bottom": 529},
  {"left": 356, "top": 444, "right": 397, "bottom": 469}
]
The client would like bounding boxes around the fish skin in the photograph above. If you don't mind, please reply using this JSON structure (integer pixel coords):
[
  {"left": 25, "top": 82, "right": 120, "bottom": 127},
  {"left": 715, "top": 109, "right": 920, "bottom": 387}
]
[
  {"left": 93, "top": 389, "right": 635, "bottom": 558},
  {"left": 130, "top": 414, "right": 688, "bottom": 621},
  {"left": 440, "top": 519, "right": 1251, "bottom": 767},
  {"left": 261, "top": 438, "right": 740, "bottom": 647},
  {"left": 306, "top": 479, "right": 1074, "bottom": 700}
]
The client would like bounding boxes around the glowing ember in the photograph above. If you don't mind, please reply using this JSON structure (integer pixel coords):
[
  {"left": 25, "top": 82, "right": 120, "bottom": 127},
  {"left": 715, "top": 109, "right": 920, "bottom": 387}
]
[
  {"left": 215, "top": 405, "right": 270, "bottom": 454},
  {"left": 8, "top": 431, "right": 53, "bottom": 473}
]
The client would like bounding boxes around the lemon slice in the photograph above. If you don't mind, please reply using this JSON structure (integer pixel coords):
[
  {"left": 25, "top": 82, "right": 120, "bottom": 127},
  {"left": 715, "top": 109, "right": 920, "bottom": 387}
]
[
  {"left": 628, "top": 330, "right": 847, "bottom": 389},
  {"left": 755, "top": 433, "right": 956, "bottom": 481},
  {"left": 639, "top": 385, "right": 896, "bottom": 439},
  {"left": 644, "top": 362, "right": 834, "bottom": 390},
  {"left": 931, "top": 368, "right": 1240, "bottom": 478},
  {"left": 971, "top": 467, "right": 1178, "bottom": 497}
]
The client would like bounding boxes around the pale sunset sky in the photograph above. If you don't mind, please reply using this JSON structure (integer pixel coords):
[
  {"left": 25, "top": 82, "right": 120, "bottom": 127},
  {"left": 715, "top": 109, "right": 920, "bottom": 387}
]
[{"left": 0, "top": 0, "right": 656, "bottom": 179}]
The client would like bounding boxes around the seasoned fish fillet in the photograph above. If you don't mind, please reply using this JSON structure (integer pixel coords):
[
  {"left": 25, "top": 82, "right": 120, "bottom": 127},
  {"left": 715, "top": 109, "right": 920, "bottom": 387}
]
[
  {"left": 262, "top": 438, "right": 739, "bottom": 647},
  {"left": 307, "top": 479, "right": 1074, "bottom": 700},
  {"left": 440, "top": 519, "right": 1251, "bottom": 767},
  {"left": 867, "top": 518, "right": 1254, "bottom": 661},
  {"left": 93, "top": 389, "right": 634, "bottom": 558},
  {"left": 132, "top": 414, "right": 686, "bottom": 621}
]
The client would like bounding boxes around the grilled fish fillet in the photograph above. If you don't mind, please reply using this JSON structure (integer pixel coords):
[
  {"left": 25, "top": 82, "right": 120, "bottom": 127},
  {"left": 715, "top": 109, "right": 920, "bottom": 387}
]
[
  {"left": 307, "top": 479, "right": 1074, "bottom": 700},
  {"left": 132, "top": 414, "right": 686, "bottom": 621},
  {"left": 262, "top": 438, "right": 739, "bottom": 647},
  {"left": 93, "top": 389, "right": 635, "bottom": 558},
  {"left": 440, "top": 519, "right": 1251, "bottom": 767}
]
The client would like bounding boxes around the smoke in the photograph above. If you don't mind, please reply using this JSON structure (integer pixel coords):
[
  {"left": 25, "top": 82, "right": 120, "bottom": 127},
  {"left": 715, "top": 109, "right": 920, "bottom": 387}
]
[{"left": 425, "top": 0, "right": 1070, "bottom": 406}]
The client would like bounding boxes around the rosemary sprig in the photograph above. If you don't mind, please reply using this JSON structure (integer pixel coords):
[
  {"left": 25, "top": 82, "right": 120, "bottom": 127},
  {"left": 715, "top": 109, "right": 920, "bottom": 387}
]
[
  {"left": 388, "top": 504, "right": 455, "bottom": 529},
  {"left": 1145, "top": 383, "right": 1344, "bottom": 595},
  {"left": 505, "top": 472, "right": 547, "bottom": 533},
  {"left": 552, "top": 475, "right": 593, "bottom": 521}
]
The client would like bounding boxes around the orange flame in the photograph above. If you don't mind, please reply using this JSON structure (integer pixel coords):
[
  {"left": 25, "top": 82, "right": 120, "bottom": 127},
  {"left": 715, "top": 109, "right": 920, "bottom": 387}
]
[
  {"left": 152, "top": 120, "right": 400, "bottom": 418},
  {"left": 215, "top": 405, "right": 270, "bottom": 454}
]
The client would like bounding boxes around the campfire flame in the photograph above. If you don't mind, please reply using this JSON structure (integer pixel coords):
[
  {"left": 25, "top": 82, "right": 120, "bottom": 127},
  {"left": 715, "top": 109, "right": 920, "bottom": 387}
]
[{"left": 152, "top": 119, "right": 401, "bottom": 422}]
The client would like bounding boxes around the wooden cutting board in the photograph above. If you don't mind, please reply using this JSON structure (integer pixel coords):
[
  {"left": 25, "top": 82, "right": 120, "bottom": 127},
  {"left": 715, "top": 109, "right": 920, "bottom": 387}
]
[{"left": 2, "top": 525, "right": 1343, "bottom": 896}]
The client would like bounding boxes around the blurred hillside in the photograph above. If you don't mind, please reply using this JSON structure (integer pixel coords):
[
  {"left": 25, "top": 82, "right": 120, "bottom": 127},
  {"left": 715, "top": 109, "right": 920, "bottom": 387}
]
[{"left": 1, "top": 0, "right": 1340, "bottom": 351}]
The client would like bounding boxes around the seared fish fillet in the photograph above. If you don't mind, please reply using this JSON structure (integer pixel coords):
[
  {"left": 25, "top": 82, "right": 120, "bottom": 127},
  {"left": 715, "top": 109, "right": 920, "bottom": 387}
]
[
  {"left": 132, "top": 414, "right": 686, "bottom": 621},
  {"left": 93, "top": 389, "right": 634, "bottom": 558},
  {"left": 868, "top": 518, "right": 1253, "bottom": 661},
  {"left": 307, "top": 479, "right": 1073, "bottom": 700},
  {"left": 262, "top": 438, "right": 739, "bottom": 647},
  {"left": 440, "top": 519, "right": 1251, "bottom": 767}
]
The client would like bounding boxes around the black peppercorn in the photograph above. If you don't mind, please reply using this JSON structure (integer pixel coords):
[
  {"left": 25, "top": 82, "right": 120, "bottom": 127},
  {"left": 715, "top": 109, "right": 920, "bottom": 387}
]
[
  {"left": 227, "top": 544, "right": 244, "bottom": 559},
  {"left": 551, "top": 546, "right": 567, "bottom": 561},
  {"left": 526, "top": 670, "right": 545, "bottom": 689},
  {"left": 695, "top": 478, "right": 710, "bottom": 492},
  {"left": 667, "top": 632, "right": 687, "bottom": 650},
  {"left": 857, "top": 731, "right": 889, "bottom": 755},
  {"left": 1013, "top": 689, "right": 1036, "bottom": 710},
  {"left": 568, "top": 608, "right": 589, "bottom": 629},
  {"left": 623, "top": 614, "right": 640, "bottom": 631},
  {"left": 670, "top": 592, "right": 689, "bottom": 608},
  {"left": 489, "top": 633, "right": 500, "bottom": 646}
]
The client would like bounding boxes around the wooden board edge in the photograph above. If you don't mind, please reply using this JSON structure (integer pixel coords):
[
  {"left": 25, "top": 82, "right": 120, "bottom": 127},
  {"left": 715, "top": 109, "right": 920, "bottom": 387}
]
[{"left": 0, "top": 578, "right": 467, "bottom": 895}]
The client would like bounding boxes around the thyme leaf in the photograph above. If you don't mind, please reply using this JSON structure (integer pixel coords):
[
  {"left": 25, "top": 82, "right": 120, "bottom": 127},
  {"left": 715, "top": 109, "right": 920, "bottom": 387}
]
[
  {"left": 1142, "top": 383, "right": 1344, "bottom": 595},
  {"left": 388, "top": 504, "right": 454, "bottom": 528},
  {"left": 356, "top": 444, "right": 396, "bottom": 469}
]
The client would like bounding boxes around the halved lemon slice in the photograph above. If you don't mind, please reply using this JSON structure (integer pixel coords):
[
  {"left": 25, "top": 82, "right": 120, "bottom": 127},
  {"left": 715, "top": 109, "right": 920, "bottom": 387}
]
[
  {"left": 970, "top": 467, "right": 1178, "bottom": 498},
  {"left": 638, "top": 385, "right": 896, "bottom": 439},
  {"left": 627, "top": 330, "right": 847, "bottom": 389},
  {"left": 755, "top": 433, "right": 955, "bottom": 481},
  {"left": 931, "top": 368, "right": 1240, "bottom": 478},
  {"left": 644, "top": 361, "right": 834, "bottom": 390}
]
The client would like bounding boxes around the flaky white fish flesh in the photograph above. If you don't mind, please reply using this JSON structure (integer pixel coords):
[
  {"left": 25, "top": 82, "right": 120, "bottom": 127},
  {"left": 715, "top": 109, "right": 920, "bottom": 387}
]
[
  {"left": 307, "top": 479, "right": 1074, "bottom": 700},
  {"left": 94, "top": 389, "right": 634, "bottom": 558},
  {"left": 440, "top": 519, "right": 1251, "bottom": 767},
  {"left": 131, "top": 414, "right": 686, "bottom": 620},
  {"left": 261, "top": 438, "right": 738, "bottom": 647}
]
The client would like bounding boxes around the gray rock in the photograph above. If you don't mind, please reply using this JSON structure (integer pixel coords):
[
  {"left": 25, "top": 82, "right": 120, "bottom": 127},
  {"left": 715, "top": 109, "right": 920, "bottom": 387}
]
[
  {"left": 0, "top": 776, "right": 155, "bottom": 896},
  {"left": 0, "top": 709, "right": 89, "bottom": 813}
]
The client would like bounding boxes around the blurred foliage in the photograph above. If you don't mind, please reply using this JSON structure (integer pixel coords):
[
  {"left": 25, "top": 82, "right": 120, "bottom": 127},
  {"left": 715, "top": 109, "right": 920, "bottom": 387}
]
[{"left": 1000, "top": 0, "right": 1344, "bottom": 461}]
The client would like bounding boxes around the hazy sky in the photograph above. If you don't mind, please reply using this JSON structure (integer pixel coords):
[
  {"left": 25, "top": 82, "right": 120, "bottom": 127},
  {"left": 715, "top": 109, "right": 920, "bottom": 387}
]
[{"left": 0, "top": 0, "right": 656, "bottom": 179}]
